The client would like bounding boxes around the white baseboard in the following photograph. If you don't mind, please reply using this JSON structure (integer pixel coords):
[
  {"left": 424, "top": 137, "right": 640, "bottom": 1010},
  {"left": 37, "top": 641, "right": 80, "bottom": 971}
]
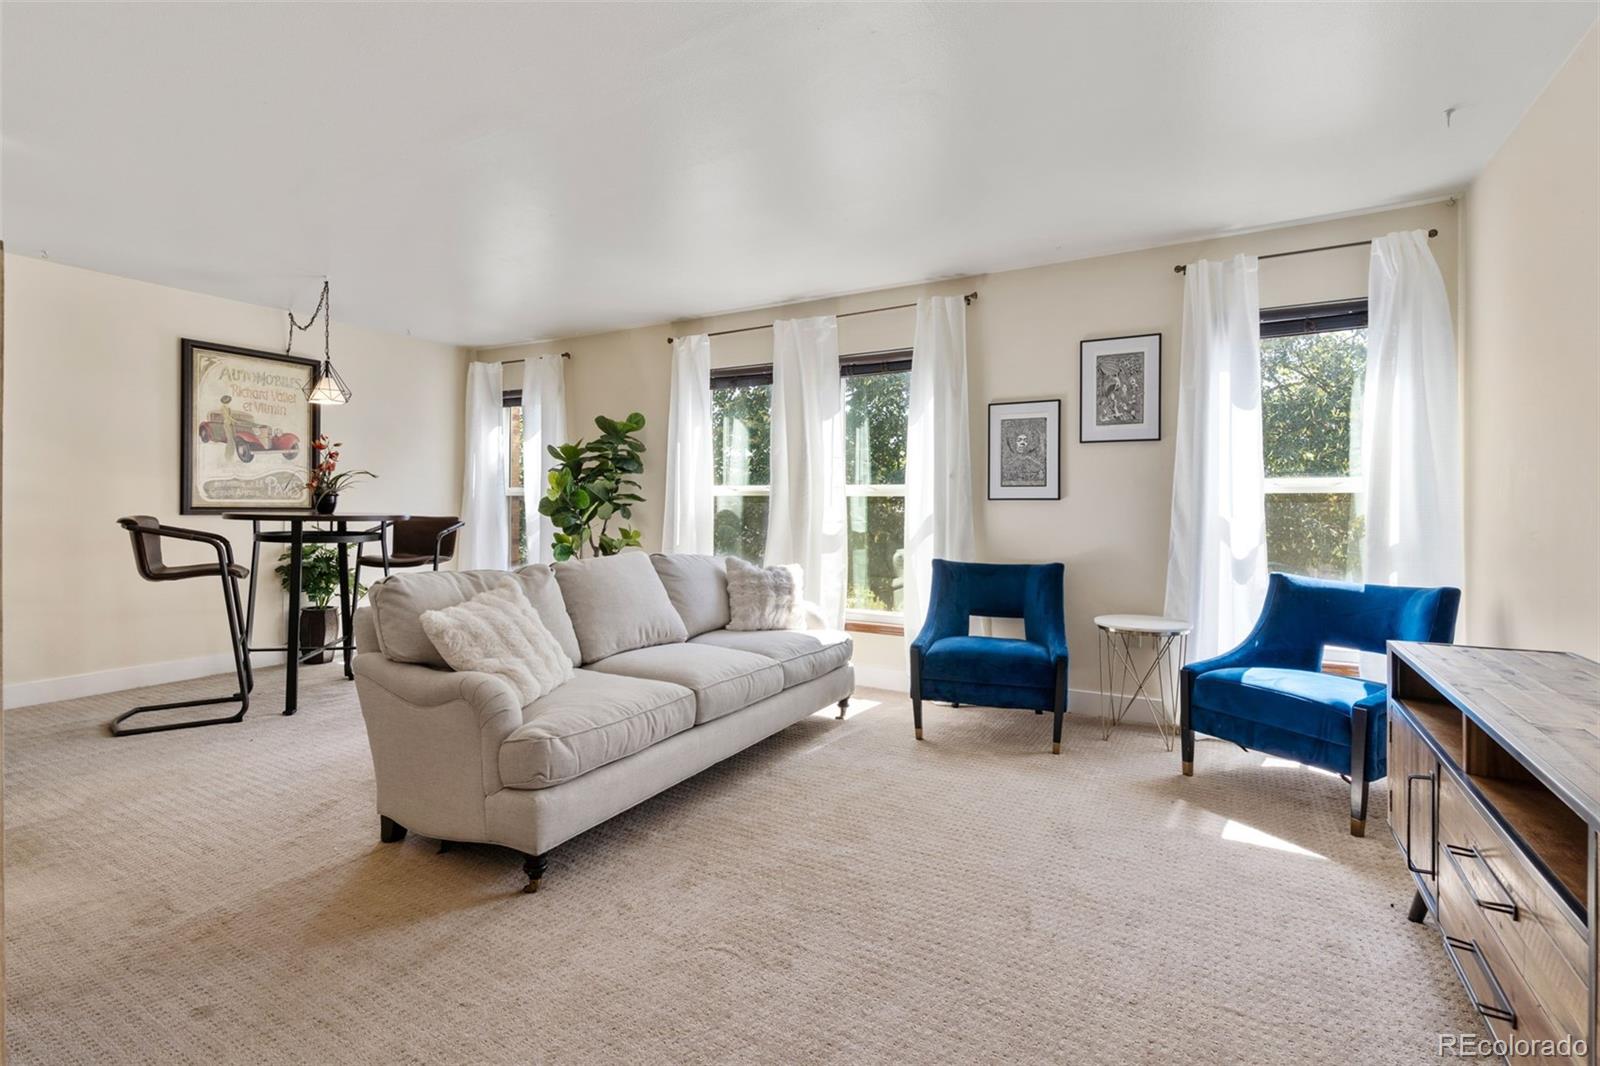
[{"left": 3, "top": 651, "right": 286, "bottom": 710}]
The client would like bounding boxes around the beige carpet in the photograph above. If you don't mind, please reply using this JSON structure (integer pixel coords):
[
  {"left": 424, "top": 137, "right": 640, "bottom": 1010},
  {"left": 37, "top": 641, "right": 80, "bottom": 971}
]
[{"left": 5, "top": 666, "right": 1483, "bottom": 1064}]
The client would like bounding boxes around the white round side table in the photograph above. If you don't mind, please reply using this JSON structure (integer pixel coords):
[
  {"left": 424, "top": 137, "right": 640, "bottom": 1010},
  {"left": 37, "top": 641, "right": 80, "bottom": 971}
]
[{"left": 1094, "top": 615, "right": 1191, "bottom": 751}]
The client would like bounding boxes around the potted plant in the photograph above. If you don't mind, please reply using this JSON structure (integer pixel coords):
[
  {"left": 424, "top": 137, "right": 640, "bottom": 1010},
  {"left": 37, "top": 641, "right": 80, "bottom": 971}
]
[
  {"left": 307, "top": 435, "right": 377, "bottom": 514},
  {"left": 537, "top": 412, "right": 647, "bottom": 560},
  {"left": 275, "top": 545, "right": 367, "bottom": 664}
]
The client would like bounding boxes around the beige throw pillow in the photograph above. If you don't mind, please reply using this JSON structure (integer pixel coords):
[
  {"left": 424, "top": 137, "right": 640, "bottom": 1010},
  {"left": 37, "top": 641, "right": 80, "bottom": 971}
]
[
  {"left": 725, "top": 556, "right": 804, "bottom": 631},
  {"left": 419, "top": 580, "right": 574, "bottom": 705}
]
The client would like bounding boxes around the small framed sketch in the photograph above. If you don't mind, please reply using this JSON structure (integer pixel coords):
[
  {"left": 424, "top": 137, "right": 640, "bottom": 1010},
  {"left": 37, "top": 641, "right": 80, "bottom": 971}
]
[
  {"left": 1080, "top": 333, "right": 1160, "bottom": 442},
  {"left": 988, "top": 399, "right": 1061, "bottom": 500}
]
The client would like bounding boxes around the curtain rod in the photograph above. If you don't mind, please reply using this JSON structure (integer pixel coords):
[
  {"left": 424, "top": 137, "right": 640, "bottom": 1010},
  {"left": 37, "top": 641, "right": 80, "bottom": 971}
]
[
  {"left": 667, "top": 291, "right": 978, "bottom": 344},
  {"left": 1172, "top": 229, "right": 1438, "bottom": 275},
  {"left": 498, "top": 351, "right": 571, "bottom": 367}
]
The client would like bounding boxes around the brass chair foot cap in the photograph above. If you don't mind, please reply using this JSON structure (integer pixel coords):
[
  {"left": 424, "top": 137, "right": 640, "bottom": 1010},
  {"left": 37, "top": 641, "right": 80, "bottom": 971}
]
[
  {"left": 1052, "top": 742, "right": 1061, "bottom": 755},
  {"left": 914, "top": 727, "right": 924, "bottom": 740},
  {"left": 523, "top": 879, "right": 541, "bottom": 894},
  {"left": 1350, "top": 818, "right": 1366, "bottom": 838},
  {"left": 1181, "top": 761, "right": 1193, "bottom": 776}
]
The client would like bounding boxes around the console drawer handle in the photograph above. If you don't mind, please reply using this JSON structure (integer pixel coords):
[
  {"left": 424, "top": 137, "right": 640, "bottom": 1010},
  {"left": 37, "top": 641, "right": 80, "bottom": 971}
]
[
  {"left": 1404, "top": 772, "right": 1436, "bottom": 876},
  {"left": 1442, "top": 935, "right": 1517, "bottom": 1028},
  {"left": 1443, "top": 843, "right": 1520, "bottom": 921}
]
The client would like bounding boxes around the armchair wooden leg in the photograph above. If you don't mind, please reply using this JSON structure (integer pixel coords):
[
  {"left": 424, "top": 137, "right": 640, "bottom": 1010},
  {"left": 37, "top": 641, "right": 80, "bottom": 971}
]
[
  {"left": 1349, "top": 705, "right": 1370, "bottom": 836},
  {"left": 523, "top": 852, "right": 548, "bottom": 894},
  {"left": 1050, "top": 661, "right": 1067, "bottom": 755},
  {"left": 379, "top": 815, "right": 406, "bottom": 843},
  {"left": 1180, "top": 673, "right": 1195, "bottom": 776},
  {"left": 836, "top": 697, "right": 849, "bottom": 720},
  {"left": 910, "top": 652, "right": 924, "bottom": 740}
]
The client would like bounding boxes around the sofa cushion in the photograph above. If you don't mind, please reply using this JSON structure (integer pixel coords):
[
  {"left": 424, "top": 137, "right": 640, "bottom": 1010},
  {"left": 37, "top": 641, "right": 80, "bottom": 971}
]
[
  {"left": 554, "top": 552, "right": 689, "bottom": 664},
  {"left": 587, "top": 643, "right": 784, "bottom": 724},
  {"left": 368, "top": 568, "right": 580, "bottom": 667},
  {"left": 513, "top": 565, "right": 583, "bottom": 664},
  {"left": 499, "top": 670, "right": 696, "bottom": 789},
  {"left": 1191, "top": 667, "right": 1384, "bottom": 746},
  {"left": 650, "top": 553, "right": 730, "bottom": 637},
  {"left": 691, "top": 628, "right": 852, "bottom": 689}
]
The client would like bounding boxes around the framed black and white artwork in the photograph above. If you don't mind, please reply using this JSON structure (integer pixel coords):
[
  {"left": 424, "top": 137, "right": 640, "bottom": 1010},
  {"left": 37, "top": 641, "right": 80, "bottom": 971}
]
[
  {"left": 987, "top": 399, "right": 1061, "bottom": 500},
  {"left": 1080, "top": 333, "right": 1160, "bottom": 442}
]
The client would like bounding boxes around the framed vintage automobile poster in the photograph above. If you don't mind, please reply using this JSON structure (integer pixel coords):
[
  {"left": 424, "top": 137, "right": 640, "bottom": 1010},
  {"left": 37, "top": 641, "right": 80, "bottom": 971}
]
[{"left": 180, "top": 339, "right": 320, "bottom": 513}]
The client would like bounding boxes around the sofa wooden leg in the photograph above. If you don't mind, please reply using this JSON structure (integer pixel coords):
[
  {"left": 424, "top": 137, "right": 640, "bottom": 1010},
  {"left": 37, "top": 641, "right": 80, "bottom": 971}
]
[
  {"left": 379, "top": 815, "right": 406, "bottom": 843},
  {"left": 1050, "top": 661, "right": 1067, "bottom": 755},
  {"left": 438, "top": 839, "right": 452, "bottom": 854},
  {"left": 836, "top": 697, "right": 849, "bottom": 720},
  {"left": 523, "top": 853, "right": 548, "bottom": 894},
  {"left": 912, "top": 697, "right": 923, "bottom": 740},
  {"left": 1407, "top": 890, "right": 1428, "bottom": 924}
]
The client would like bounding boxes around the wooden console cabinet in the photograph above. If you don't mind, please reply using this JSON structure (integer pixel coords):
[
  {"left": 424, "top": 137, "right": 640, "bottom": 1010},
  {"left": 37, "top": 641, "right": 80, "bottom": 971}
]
[{"left": 1387, "top": 643, "right": 1599, "bottom": 1065}]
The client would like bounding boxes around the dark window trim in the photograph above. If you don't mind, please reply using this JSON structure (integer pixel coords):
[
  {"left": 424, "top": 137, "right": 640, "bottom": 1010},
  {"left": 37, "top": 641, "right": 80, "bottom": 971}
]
[
  {"left": 502, "top": 389, "right": 522, "bottom": 408},
  {"left": 842, "top": 348, "right": 912, "bottom": 378},
  {"left": 710, "top": 365, "right": 773, "bottom": 390},
  {"left": 710, "top": 348, "right": 913, "bottom": 390},
  {"left": 1260, "top": 298, "right": 1368, "bottom": 339}
]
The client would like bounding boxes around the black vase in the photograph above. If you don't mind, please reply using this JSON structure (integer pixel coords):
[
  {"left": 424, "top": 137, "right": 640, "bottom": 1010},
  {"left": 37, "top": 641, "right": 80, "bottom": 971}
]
[
  {"left": 315, "top": 492, "right": 339, "bottom": 515},
  {"left": 299, "top": 606, "right": 339, "bottom": 665}
]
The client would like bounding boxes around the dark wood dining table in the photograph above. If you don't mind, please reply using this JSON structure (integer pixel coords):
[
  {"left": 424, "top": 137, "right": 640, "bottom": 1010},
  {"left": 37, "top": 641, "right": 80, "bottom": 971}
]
[{"left": 222, "top": 511, "right": 409, "bottom": 715}]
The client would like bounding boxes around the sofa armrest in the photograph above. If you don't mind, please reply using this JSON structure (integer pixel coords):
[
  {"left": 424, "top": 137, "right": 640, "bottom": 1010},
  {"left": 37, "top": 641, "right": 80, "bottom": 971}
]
[{"left": 353, "top": 654, "right": 526, "bottom": 841}]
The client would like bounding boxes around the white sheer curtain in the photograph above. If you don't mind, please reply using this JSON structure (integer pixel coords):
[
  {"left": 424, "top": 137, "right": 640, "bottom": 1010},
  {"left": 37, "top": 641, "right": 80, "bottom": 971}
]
[
  {"left": 459, "top": 360, "right": 509, "bottom": 570},
  {"left": 1362, "top": 230, "right": 1463, "bottom": 589},
  {"left": 767, "top": 315, "right": 845, "bottom": 628},
  {"left": 662, "top": 334, "right": 714, "bottom": 554},
  {"left": 903, "top": 296, "right": 976, "bottom": 647},
  {"left": 1164, "top": 255, "right": 1269, "bottom": 662},
  {"left": 520, "top": 353, "right": 566, "bottom": 565}
]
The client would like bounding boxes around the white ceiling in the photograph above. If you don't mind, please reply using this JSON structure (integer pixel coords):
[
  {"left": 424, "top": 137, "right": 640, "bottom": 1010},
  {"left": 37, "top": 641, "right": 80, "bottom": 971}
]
[{"left": 4, "top": 3, "right": 1594, "bottom": 347}]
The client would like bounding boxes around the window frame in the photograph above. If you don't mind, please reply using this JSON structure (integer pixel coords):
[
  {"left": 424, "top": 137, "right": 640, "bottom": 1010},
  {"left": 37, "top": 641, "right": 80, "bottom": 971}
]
[
  {"left": 1259, "top": 300, "right": 1369, "bottom": 669},
  {"left": 502, "top": 387, "right": 527, "bottom": 568},
  {"left": 842, "top": 351, "right": 912, "bottom": 629},
  {"left": 709, "top": 350, "right": 913, "bottom": 634},
  {"left": 710, "top": 366, "right": 774, "bottom": 570}
]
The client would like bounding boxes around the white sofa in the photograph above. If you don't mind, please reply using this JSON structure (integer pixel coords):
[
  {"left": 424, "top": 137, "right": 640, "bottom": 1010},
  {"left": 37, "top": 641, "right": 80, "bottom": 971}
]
[{"left": 352, "top": 551, "right": 854, "bottom": 892}]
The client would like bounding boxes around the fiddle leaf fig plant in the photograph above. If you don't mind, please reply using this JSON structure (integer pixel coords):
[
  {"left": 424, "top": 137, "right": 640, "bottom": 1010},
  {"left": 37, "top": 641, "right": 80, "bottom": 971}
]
[{"left": 538, "top": 411, "right": 647, "bottom": 561}]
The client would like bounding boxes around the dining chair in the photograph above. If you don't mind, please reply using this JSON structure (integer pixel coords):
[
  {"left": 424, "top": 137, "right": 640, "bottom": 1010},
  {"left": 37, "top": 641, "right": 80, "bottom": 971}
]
[
  {"left": 113, "top": 516, "right": 253, "bottom": 736},
  {"left": 353, "top": 515, "right": 464, "bottom": 595}
]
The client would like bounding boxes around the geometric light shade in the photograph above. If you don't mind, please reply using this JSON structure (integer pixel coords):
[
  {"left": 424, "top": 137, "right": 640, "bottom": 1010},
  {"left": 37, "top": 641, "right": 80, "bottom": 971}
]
[{"left": 305, "top": 359, "right": 351, "bottom": 405}]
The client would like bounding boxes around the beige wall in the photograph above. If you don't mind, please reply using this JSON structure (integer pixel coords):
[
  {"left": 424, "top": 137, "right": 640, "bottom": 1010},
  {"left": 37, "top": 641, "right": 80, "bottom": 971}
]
[
  {"left": 485, "top": 200, "right": 1460, "bottom": 687},
  {"left": 1461, "top": 27, "right": 1600, "bottom": 660},
  {"left": 1, "top": 255, "right": 468, "bottom": 695}
]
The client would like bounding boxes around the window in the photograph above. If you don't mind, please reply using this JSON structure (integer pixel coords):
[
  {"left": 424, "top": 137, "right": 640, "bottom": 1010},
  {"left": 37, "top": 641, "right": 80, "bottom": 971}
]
[
  {"left": 503, "top": 390, "right": 528, "bottom": 567},
  {"left": 843, "top": 355, "right": 909, "bottom": 618},
  {"left": 710, "top": 352, "right": 911, "bottom": 624},
  {"left": 1260, "top": 300, "right": 1368, "bottom": 582},
  {"left": 711, "top": 369, "right": 772, "bottom": 564}
]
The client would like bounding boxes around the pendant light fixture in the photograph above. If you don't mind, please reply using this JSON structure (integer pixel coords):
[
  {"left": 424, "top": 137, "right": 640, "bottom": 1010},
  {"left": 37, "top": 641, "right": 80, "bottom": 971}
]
[{"left": 287, "top": 279, "right": 352, "bottom": 405}]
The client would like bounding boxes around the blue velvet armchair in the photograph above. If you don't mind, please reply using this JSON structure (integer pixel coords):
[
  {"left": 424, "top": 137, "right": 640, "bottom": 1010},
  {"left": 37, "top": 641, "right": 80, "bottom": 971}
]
[
  {"left": 1180, "top": 572, "right": 1460, "bottom": 836},
  {"left": 910, "top": 560, "right": 1070, "bottom": 753}
]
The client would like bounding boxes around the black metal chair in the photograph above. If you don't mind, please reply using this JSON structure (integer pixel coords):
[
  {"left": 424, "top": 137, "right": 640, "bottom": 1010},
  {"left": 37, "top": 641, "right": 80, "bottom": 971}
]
[
  {"left": 353, "top": 516, "right": 464, "bottom": 594},
  {"left": 113, "top": 516, "right": 253, "bottom": 736}
]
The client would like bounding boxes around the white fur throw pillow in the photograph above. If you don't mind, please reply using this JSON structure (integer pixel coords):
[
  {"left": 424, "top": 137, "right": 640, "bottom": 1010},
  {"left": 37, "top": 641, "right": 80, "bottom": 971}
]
[
  {"left": 419, "top": 580, "right": 574, "bottom": 705},
  {"left": 725, "top": 556, "right": 804, "bottom": 631}
]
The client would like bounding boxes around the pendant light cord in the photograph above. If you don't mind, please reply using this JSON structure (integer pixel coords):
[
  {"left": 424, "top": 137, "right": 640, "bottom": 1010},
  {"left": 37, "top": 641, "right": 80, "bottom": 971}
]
[{"left": 286, "top": 280, "right": 331, "bottom": 361}]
